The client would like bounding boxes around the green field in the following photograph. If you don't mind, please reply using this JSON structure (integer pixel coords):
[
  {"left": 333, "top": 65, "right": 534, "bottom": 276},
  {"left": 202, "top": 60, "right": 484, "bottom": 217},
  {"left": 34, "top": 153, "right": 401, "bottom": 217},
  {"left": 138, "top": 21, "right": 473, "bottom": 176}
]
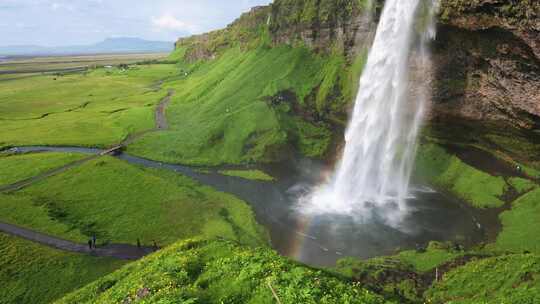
[
  {"left": 0, "top": 156, "right": 267, "bottom": 247},
  {"left": 0, "top": 152, "right": 85, "bottom": 186},
  {"left": 0, "top": 64, "right": 177, "bottom": 149},
  {"left": 219, "top": 169, "right": 275, "bottom": 181},
  {"left": 0, "top": 233, "right": 125, "bottom": 304},
  {"left": 0, "top": 53, "right": 167, "bottom": 74}
]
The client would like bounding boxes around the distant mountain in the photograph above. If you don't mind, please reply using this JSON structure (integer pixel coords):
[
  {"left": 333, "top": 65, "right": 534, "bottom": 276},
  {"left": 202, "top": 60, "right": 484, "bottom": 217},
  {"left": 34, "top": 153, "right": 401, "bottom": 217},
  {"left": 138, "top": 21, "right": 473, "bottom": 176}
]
[{"left": 0, "top": 38, "right": 174, "bottom": 56}]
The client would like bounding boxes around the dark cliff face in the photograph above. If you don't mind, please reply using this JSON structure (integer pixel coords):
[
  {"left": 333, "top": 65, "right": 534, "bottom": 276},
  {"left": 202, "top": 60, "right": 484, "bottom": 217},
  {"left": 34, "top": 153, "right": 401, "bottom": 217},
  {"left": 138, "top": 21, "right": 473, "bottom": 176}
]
[
  {"left": 175, "top": 0, "right": 539, "bottom": 129},
  {"left": 432, "top": 0, "right": 540, "bottom": 129}
]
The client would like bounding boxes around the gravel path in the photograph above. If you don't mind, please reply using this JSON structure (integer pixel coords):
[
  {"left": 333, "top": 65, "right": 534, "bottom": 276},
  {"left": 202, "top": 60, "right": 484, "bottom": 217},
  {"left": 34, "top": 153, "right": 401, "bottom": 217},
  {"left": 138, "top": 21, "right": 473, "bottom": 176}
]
[{"left": 0, "top": 222, "right": 155, "bottom": 260}]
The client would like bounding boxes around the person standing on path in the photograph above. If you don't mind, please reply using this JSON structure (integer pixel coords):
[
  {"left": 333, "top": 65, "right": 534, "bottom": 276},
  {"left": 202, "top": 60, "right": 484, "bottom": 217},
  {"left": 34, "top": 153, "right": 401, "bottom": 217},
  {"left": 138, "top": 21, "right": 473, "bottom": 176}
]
[
  {"left": 88, "top": 240, "right": 93, "bottom": 250},
  {"left": 92, "top": 235, "right": 96, "bottom": 248},
  {"left": 137, "top": 238, "right": 141, "bottom": 249}
]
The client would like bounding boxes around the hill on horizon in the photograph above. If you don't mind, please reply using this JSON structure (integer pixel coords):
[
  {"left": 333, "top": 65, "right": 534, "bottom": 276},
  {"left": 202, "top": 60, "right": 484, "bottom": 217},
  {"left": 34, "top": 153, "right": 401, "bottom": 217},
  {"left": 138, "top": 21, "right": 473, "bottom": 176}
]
[{"left": 0, "top": 37, "right": 174, "bottom": 56}]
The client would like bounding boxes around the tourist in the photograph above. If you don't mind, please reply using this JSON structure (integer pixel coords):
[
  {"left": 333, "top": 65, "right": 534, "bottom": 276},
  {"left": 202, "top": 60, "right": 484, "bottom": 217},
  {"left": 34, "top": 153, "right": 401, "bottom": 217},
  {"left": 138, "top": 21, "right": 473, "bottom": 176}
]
[
  {"left": 92, "top": 235, "right": 97, "bottom": 248},
  {"left": 88, "top": 240, "right": 93, "bottom": 250}
]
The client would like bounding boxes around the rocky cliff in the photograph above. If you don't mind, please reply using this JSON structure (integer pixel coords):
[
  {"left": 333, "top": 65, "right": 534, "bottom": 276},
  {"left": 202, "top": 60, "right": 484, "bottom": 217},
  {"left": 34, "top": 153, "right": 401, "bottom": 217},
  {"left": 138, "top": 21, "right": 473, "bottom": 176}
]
[
  {"left": 175, "top": 0, "right": 540, "bottom": 129},
  {"left": 433, "top": 0, "right": 540, "bottom": 129}
]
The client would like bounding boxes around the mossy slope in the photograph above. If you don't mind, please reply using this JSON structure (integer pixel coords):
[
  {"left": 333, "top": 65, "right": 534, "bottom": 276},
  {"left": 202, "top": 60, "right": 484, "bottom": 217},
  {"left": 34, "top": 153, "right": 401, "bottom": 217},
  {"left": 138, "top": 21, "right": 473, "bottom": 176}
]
[
  {"left": 415, "top": 143, "right": 508, "bottom": 208},
  {"left": 56, "top": 239, "right": 391, "bottom": 304}
]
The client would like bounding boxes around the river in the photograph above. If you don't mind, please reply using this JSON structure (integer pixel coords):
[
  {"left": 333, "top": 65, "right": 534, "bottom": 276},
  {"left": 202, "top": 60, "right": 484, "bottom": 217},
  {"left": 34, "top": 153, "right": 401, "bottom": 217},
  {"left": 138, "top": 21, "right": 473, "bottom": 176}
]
[{"left": 13, "top": 146, "right": 491, "bottom": 266}]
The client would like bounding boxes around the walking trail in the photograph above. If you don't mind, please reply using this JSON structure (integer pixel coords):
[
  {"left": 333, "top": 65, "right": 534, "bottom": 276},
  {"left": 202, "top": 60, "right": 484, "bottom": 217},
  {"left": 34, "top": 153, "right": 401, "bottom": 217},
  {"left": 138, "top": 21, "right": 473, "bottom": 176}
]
[{"left": 0, "top": 222, "right": 155, "bottom": 260}]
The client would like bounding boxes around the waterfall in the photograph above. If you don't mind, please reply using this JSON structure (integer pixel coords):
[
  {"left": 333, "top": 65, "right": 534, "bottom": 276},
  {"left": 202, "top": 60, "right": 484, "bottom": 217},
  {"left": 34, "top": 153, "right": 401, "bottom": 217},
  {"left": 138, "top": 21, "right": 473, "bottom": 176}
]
[{"left": 300, "top": 0, "right": 438, "bottom": 225}]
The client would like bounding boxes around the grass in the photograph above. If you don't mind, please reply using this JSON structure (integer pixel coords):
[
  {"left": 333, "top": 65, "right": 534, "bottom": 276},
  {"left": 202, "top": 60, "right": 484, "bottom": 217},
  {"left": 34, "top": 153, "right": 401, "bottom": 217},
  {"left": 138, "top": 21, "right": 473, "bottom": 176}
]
[
  {"left": 416, "top": 143, "right": 508, "bottom": 208},
  {"left": 491, "top": 188, "right": 540, "bottom": 253},
  {"left": 426, "top": 254, "right": 540, "bottom": 303},
  {"left": 0, "top": 64, "right": 177, "bottom": 148},
  {"left": 56, "top": 238, "right": 390, "bottom": 304},
  {"left": 219, "top": 169, "right": 275, "bottom": 181},
  {"left": 396, "top": 242, "right": 465, "bottom": 273},
  {"left": 127, "top": 45, "right": 339, "bottom": 165},
  {"left": 333, "top": 242, "right": 468, "bottom": 303},
  {"left": 508, "top": 177, "right": 537, "bottom": 194},
  {"left": 1, "top": 156, "right": 268, "bottom": 247},
  {"left": 0, "top": 152, "right": 85, "bottom": 185},
  {"left": 0, "top": 232, "right": 125, "bottom": 304},
  {"left": 334, "top": 256, "right": 422, "bottom": 303},
  {"left": 0, "top": 193, "right": 89, "bottom": 242}
]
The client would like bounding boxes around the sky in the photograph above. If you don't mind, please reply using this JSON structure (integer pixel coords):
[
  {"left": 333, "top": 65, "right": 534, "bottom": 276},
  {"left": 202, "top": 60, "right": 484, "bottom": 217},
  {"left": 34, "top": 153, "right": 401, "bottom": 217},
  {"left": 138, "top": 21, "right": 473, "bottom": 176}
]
[{"left": 0, "top": 0, "right": 272, "bottom": 47}]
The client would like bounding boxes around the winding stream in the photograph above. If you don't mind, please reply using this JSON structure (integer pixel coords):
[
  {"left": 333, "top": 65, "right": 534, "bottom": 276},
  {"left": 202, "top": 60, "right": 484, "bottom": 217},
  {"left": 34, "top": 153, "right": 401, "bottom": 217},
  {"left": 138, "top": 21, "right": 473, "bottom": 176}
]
[{"left": 12, "top": 146, "right": 490, "bottom": 266}]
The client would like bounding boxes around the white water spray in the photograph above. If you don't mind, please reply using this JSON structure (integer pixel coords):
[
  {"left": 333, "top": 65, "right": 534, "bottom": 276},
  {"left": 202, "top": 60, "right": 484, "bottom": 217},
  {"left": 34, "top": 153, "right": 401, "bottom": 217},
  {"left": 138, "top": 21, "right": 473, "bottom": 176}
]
[{"left": 300, "top": 0, "right": 438, "bottom": 225}]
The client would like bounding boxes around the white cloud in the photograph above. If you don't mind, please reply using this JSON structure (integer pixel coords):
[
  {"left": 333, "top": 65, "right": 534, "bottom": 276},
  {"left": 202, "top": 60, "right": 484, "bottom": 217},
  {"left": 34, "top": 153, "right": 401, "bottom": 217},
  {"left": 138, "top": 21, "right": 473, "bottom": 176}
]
[{"left": 152, "top": 14, "right": 197, "bottom": 33}]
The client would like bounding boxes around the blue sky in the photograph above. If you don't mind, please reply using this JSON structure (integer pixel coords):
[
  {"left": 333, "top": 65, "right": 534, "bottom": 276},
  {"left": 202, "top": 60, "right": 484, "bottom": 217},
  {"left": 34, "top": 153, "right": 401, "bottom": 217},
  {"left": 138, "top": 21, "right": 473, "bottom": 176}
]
[{"left": 0, "top": 0, "right": 272, "bottom": 46}]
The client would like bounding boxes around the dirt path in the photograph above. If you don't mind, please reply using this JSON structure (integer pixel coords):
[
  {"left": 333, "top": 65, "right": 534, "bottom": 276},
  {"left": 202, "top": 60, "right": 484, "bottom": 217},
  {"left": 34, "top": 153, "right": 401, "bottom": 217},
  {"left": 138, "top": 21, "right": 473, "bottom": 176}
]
[
  {"left": 0, "top": 222, "right": 155, "bottom": 260},
  {"left": 155, "top": 89, "right": 172, "bottom": 130},
  {"left": 120, "top": 89, "right": 173, "bottom": 146}
]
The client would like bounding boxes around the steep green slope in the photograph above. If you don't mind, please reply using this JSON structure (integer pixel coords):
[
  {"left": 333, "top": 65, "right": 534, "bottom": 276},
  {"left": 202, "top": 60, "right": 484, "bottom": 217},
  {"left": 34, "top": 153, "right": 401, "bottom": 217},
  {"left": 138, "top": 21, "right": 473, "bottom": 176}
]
[
  {"left": 56, "top": 239, "right": 391, "bottom": 304},
  {"left": 128, "top": 44, "right": 360, "bottom": 165},
  {"left": 128, "top": 46, "right": 330, "bottom": 165}
]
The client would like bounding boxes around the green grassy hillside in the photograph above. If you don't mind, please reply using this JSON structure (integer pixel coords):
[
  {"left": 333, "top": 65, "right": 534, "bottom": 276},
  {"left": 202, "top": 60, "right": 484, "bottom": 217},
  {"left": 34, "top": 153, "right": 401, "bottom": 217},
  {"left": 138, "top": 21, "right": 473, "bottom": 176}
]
[
  {"left": 56, "top": 239, "right": 390, "bottom": 304},
  {"left": 127, "top": 45, "right": 358, "bottom": 165}
]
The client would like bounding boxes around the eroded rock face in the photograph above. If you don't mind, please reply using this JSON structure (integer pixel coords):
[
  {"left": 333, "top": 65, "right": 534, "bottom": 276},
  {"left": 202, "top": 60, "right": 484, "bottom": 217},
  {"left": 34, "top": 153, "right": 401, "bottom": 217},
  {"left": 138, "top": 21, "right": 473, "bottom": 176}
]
[
  {"left": 268, "top": 0, "right": 376, "bottom": 57},
  {"left": 432, "top": 0, "right": 540, "bottom": 129},
  {"left": 430, "top": 25, "right": 540, "bottom": 129}
]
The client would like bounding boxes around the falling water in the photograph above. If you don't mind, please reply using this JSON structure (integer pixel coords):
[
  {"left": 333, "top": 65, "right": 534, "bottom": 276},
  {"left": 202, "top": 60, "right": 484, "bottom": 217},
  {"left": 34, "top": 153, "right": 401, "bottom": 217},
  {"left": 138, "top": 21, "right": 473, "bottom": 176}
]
[{"left": 300, "top": 0, "right": 438, "bottom": 225}]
